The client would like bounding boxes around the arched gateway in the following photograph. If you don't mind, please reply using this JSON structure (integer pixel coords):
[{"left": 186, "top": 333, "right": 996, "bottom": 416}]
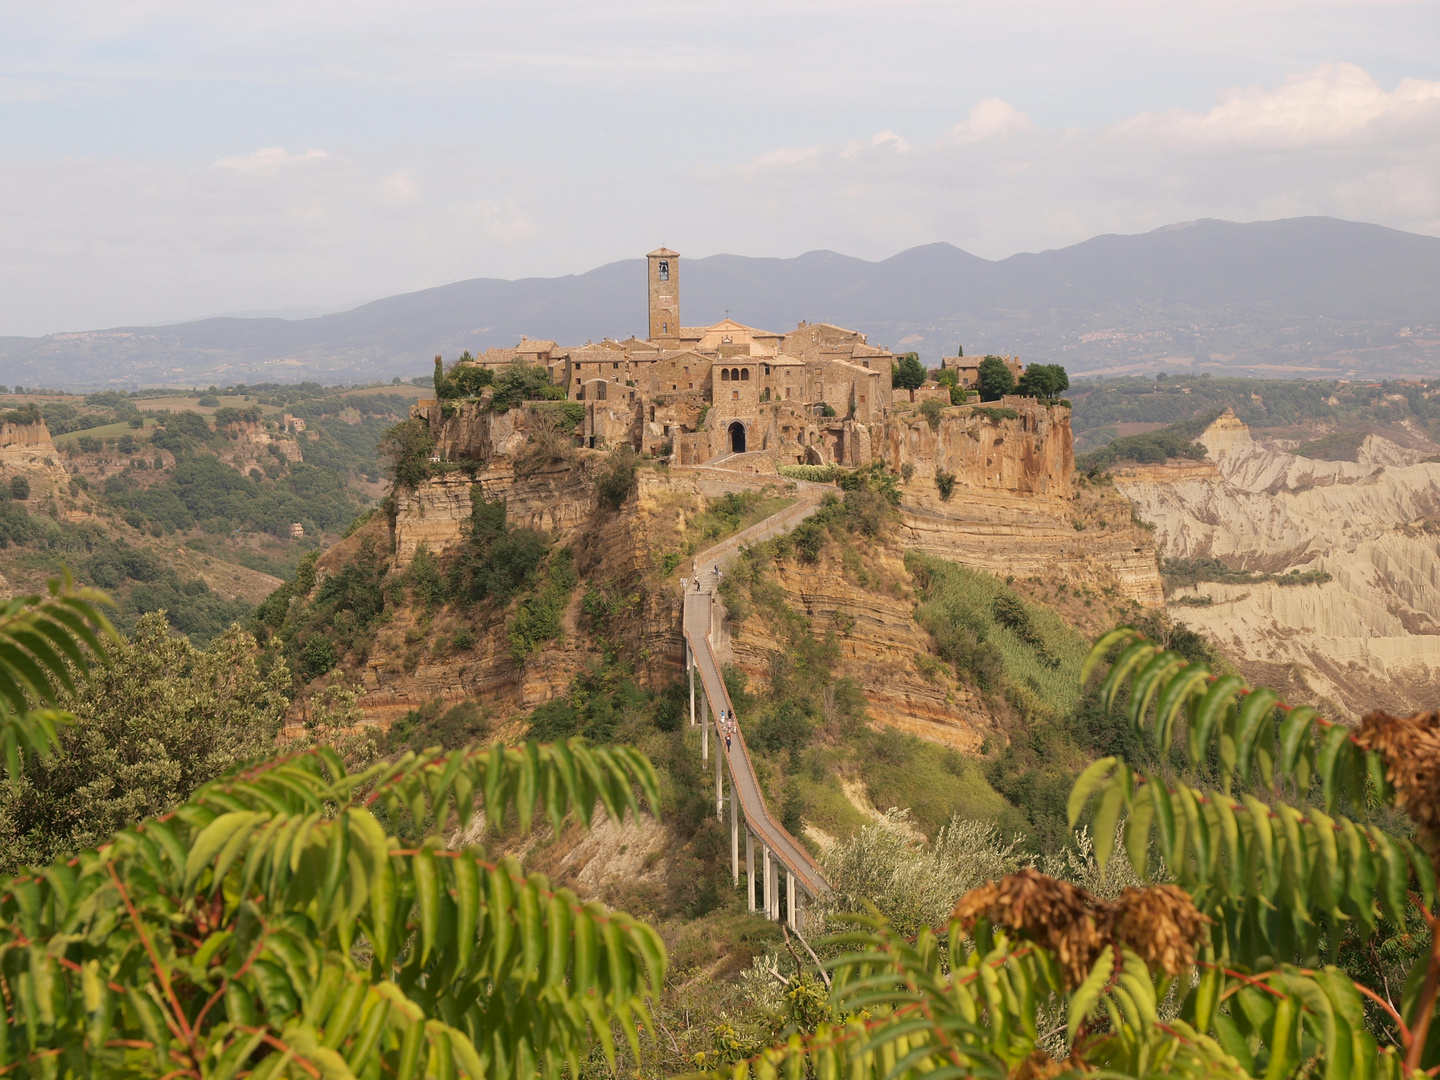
[{"left": 728, "top": 421, "right": 746, "bottom": 454}]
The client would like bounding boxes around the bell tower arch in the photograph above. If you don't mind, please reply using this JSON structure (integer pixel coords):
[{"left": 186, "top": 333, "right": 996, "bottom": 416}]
[{"left": 647, "top": 247, "right": 680, "bottom": 344}]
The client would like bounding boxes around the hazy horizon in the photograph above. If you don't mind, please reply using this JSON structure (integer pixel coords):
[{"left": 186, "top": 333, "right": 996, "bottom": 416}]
[{"left": 3, "top": 1, "right": 1439, "bottom": 337}]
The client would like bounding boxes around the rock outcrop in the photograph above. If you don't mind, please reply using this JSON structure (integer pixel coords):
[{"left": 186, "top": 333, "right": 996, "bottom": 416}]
[{"left": 1115, "top": 409, "right": 1440, "bottom": 714}]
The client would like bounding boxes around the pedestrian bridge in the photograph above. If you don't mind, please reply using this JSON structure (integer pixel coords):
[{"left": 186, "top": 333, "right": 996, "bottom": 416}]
[{"left": 680, "top": 492, "right": 830, "bottom": 930}]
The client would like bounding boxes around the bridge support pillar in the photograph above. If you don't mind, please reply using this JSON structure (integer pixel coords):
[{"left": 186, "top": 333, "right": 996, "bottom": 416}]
[
  {"left": 715, "top": 735, "right": 723, "bottom": 820},
  {"left": 745, "top": 829, "right": 755, "bottom": 912},
  {"left": 786, "top": 871, "right": 797, "bottom": 930},
  {"left": 701, "top": 690, "right": 708, "bottom": 762},
  {"left": 688, "top": 646, "right": 694, "bottom": 726},
  {"left": 764, "top": 847, "right": 777, "bottom": 921},
  {"left": 729, "top": 772, "right": 739, "bottom": 884}
]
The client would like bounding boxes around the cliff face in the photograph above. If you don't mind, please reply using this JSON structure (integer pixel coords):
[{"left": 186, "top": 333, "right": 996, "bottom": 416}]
[
  {"left": 879, "top": 398, "right": 1074, "bottom": 500},
  {"left": 0, "top": 420, "right": 56, "bottom": 465},
  {"left": 216, "top": 420, "right": 305, "bottom": 474},
  {"left": 1115, "top": 411, "right": 1440, "bottom": 714}
]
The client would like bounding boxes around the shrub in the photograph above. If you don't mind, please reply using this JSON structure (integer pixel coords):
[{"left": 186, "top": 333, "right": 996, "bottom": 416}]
[
  {"left": 920, "top": 398, "right": 945, "bottom": 430},
  {"left": 595, "top": 446, "right": 639, "bottom": 508},
  {"left": 8, "top": 475, "right": 29, "bottom": 501},
  {"left": 777, "top": 463, "right": 842, "bottom": 482},
  {"left": 934, "top": 469, "right": 955, "bottom": 500},
  {"left": 298, "top": 632, "right": 337, "bottom": 678},
  {"left": 197, "top": 394, "right": 221, "bottom": 407}
]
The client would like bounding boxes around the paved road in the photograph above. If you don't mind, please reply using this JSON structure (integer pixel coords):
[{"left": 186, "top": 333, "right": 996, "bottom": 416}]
[{"left": 682, "top": 488, "right": 830, "bottom": 899}]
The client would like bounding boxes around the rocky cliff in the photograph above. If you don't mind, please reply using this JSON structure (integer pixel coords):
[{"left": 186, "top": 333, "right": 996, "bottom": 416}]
[{"left": 1115, "top": 410, "right": 1440, "bottom": 714}]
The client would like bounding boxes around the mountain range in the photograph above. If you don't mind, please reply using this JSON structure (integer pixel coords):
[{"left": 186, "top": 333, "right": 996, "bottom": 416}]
[{"left": 4, "top": 216, "right": 1440, "bottom": 388}]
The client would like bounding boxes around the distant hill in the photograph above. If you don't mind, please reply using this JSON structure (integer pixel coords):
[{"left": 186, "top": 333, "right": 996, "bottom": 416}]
[{"left": 4, "top": 216, "right": 1440, "bottom": 388}]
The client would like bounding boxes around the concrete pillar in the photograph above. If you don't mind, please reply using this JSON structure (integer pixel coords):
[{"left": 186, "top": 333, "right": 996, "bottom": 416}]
[
  {"left": 701, "top": 690, "right": 708, "bottom": 762},
  {"left": 763, "top": 847, "right": 775, "bottom": 921},
  {"left": 792, "top": 886, "right": 804, "bottom": 935},
  {"left": 688, "top": 645, "right": 695, "bottom": 726},
  {"left": 787, "top": 871, "right": 797, "bottom": 930},
  {"left": 715, "top": 728, "right": 723, "bottom": 820},
  {"left": 729, "top": 771, "right": 739, "bottom": 884},
  {"left": 745, "top": 829, "right": 755, "bottom": 912}
]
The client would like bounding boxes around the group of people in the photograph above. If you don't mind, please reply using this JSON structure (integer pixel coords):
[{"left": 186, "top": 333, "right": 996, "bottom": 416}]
[{"left": 717, "top": 709, "right": 735, "bottom": 751}]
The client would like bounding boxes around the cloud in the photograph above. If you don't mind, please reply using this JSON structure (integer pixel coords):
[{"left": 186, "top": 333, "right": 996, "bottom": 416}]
[
  {"left": 943, "top": 99, "right": 1035, "bottom": 144},
  {"left": 213, "top": 147, "right": 329, "bottom": 173},
  {"left": 1115, "top": 63, "right": 1440, "bottom": 148}
]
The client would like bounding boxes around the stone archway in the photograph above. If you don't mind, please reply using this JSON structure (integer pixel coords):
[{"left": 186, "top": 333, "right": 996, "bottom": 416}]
[{"left": 728, "top": 421, "right": 746, "bottom": 454}]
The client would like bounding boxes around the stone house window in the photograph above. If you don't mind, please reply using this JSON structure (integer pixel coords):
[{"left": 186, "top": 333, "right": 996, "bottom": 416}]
[
  {"left": 721, "top": 369, "right": 730, "bottom": 381},
  {"left": 740, "top": 368, "right": 749, "bottom": 381},
  {"left": 859, "top": 395, "right": 866, "bottom": 403},
  {"left": 786, "top": 387, "right": 791, "bottom": 398},
  {"left": 732, "top": 391, "right": 739, "bottom": 400}
]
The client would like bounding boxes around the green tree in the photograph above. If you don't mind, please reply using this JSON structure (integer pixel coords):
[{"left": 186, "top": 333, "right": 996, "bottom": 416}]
[
  {"left": 976, "top": 355, "right": 1016, "bottom": 401},
  {"left": 449, "top": 357, "right": 494, "bottom": 398},
  {"left": 0, "top": 577, "right": 666, "bottom": 1080},
  {"left": 378, "top": 417, "right": 435, "bottom": 490},
  {"left": 433, "top": 354, "right": 455, "bottom": 399},
  {"left": 9, "top": 475, "right": 29, "bottom": 501},
  {"left": 0, "top": 613, "right": 289, "bottom": 873},
  {"left": 1016, "top": 362, "right": 1070, "bottom": 400},
  {"left": 891, "top": 353, "right": 928, "bottom": 402}
]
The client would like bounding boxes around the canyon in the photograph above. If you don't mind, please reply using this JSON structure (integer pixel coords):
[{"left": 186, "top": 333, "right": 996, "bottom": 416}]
[{"left": 1115, "top": 409, "right": 1440, "bottom": 715}]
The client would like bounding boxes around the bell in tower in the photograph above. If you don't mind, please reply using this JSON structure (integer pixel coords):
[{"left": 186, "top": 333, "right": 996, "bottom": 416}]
[{"left": 647, "top": 247, "right": 680, "bottom": 344}]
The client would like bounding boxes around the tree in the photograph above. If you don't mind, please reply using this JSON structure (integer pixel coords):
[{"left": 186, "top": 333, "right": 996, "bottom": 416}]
[
  {"left": 0, "top": 614, "right": 289, "bottom": 873},
  {"left": 891, "top": 353, "right": 928, "bottom": 402},
  {"left": 8, "top": 475, "right": 28, "bottom": 501},
  {"left": 1016, "top": 362, "right": 1070, "bottom": 400},
  {"left": 976, "top": 356, "right": 1016, "bottom": 401},
  {"left": 433, "top": 355, "right": 455, "bottom": 399},
  {"left": 0, "top": 577, "right": 666, "bottom": 1080},
  {"left": 378, "top": 417, "right": 435, "bottom": 490}
]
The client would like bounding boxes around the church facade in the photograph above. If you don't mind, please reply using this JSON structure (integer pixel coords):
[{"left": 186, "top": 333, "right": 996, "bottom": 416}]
[{"left": 456, "top": 248, "right": 899, "bottom": 468}]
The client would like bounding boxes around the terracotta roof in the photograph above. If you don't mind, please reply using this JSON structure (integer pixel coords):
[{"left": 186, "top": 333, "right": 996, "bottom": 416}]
[
  {"left": 516, "top": 339, "right": 557, "bottom": 354},
  {"left": 766, "top": 354, "right": 807, "bottom": 367},
  {"left": 648, "top": 247, "right": 680, "bottom": 258}
]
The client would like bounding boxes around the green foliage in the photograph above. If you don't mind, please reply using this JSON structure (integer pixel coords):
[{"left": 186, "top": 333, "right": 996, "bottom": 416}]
[
  {"left": 384, "top": 697, "right": 490, "bottom": 754},
  {"left": 595, "top": 447, "right": 639, "bottom": 509},
  {"left": 972, "top": 405, "right": 1019, "bottom": 422},
  {"left": 0, "top": 403, "right": 42, "bottom": 426},
  {"left": 819, "top": 402, "right": 837, "bottom": 418},
  {"left": 0, "top": 575, "right": 114, "bottom": 786},
  {"left": 934, "top": 469, "right": 955, "bottom": 500},
  {"left": 776, "top": 464, "right": 842, "bottom": 482},
  {"left": 448, "top": 489, "right": 549, "bottom": 606},
  {"left": 1064, "top": 624, "right": 1440, "bottom": 1074},
  {"left": 1077, "top": 411, "right": 1218, "bottom": 470},
  {"left": 817, "top": 811, "right": 1026, "bottom": 939},
  {"left": 1162, "top": 556, "right": 1334, "bottom": 592},
  {"left": 448, "top": 355, "right": 495, "bottom": 398},
  {"left": 507, "top": 548, "right": 578, "bottom": 662},
  {"left": 84, "top": 540, "right": 254, "bottom": 644},
  {"left": 891, "top": 353, "right": 927, "bottom": 393},
  {"left": 977, "top": 355, "right": 1016, "bottom": 400},
  {"left": 0, "top": 736, "right": 663, "bottom": 1080},
  {"left": 0, "top": 613, "right": 288, "bottom": 873},
  {"left": 491, "top": 361, "right": 564, "bottom": 412},
  {"left": 8, "top": 475, "right": 28, "bottom": 501},
  {"left": 1015, "top": 362, "right": 1070, "bottom": 400},
  {"left": 949, "top": 383, "right": 971, "bottom": 405},
  {"left": 379, "top": 417, "right": 435, "bottom": 490},
  {"left": 908, "top": 553, "right": 1085, "bottom": 714},
  {"left": 920, "top": 397, "right": 945, "bottom": 430},
  {"left": 1295, "top": 429, "right": 1370, "bottom": 461},
  {"left": 197, "top": 394, "right": 221, "bottom": 407}
]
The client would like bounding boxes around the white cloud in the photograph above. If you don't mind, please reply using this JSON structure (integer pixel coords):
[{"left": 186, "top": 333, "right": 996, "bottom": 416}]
[
  {"left": 213, "top": 147, "right": 329, "bottom": 173},
  {"left": 1115, "top": 63, "right": 1440, "bottom": 148},
  {"left": 943, "top": 99, "right": 1034, "bottom": 144}
]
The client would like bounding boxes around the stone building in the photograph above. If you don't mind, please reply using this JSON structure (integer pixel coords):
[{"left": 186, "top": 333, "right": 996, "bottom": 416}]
[
  {"left": 940, "top": 353, "right": 1024, "bottom": 390},
  {"left": 453, "top": 246, "right": 910, "bottom": 467}
]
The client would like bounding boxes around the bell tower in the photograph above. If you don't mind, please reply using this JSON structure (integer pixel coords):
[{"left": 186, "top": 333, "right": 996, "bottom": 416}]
[{"left": 647, "top": 247, "right": 680, "bottom": 344}]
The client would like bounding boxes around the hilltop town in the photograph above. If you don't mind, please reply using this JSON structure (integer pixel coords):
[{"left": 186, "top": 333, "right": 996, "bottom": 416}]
[{"left": 430, "top": 247, "right": 1024, "bottom": 469}]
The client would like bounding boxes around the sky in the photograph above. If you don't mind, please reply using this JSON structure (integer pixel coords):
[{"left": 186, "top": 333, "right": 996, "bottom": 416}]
[{"left": 1, "top": 0, "right": 1439, "bottom": 337}]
